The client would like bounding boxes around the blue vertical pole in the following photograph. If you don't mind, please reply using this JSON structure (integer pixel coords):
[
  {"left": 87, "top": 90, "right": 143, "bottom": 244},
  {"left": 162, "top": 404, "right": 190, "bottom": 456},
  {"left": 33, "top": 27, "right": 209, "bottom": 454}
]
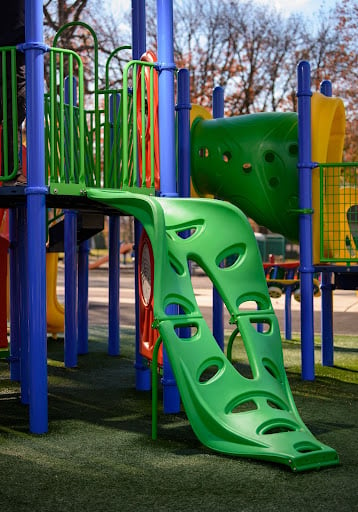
[
  {"left": 212, "top": 87, "right": 225, "bottom": 350},
  {"left": 108, "top": 93, "right": 121, "bottom": 356},
  {"left": 64, "top": 209, "right": 78, "bottom": 367},
  {"left": 63, "top": 77, "right": 78, "bottom": 367},
  {"left": 108, "top": 216, "right": 120, "bottom": 356},
  {"left": 176, "top": 68, "right": 191, "bottom": 339},
  {"left": 19, "top": 206, "right": 29, "bottom": 404},
  {"left": 9, "top": 209, "right": 21, "bottom": 381},
  {"left": 64, "top": 77, "right": 88, "bottom": 356},
  {"left": 77, "top": 239, "right": 89, "bottom": 355},
  {"left": 157, "top": 0, "right": 181, "bottom": 413},
  {"left": 132, "top": 0, "right": 151, "bottom": 391},
  {"left": 284, "top": 287, "right": 292, "bottom": 340},
  {"left": 297, "top": 61, "right": 315, "bottom": 380},
  {"left": 157, "top": 0, "right": 177, "bottom": 196},
  {"left": 131, "top": 0, "right": 146, "bottom": 59},
  {"left": 177, "top": 69, "right": 191, "bottom": 199},
  {"left": 320, "top": 79, "right": 334, "bottom": 366},
  {"left": 25, "top": 0, "right": 48, "bottom": 433}
]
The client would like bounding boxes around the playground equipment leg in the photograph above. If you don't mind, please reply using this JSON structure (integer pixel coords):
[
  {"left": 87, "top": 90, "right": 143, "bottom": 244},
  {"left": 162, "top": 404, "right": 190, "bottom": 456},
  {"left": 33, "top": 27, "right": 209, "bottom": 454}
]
[
  {"left": 9, "top": 208, "right": 21, "bottom": 382},
  {"left": 64, "top": 210, "right": 78, "bottom": 368},
  {"left": 108, "top": 215, "right": 120, "bottom": 356},
  {"left": 78, "top": 240, "right": 89, "bottom": 355},
  {"left": 212, "top": 86, "right": 225, "bottom": 350},
  {"left": 19, "top": 206, "right": 29, "bottom": 404},
  {"left": 297, "top": 61, "right": 315, "bottom": 380},
  {"left": 321, "top": 271, "right": 334, "bottom": 366},
  {"left": 284, "top": 286, "right": 293, "bottom": 340}
]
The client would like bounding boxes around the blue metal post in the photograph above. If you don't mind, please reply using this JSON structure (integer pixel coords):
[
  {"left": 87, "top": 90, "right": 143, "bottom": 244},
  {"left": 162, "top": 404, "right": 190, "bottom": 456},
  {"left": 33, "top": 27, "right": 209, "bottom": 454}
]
[
  {"left": 108, "top": 216, "right": 120, "bottom": 356},
  {"left": 320, "top": 79, "right": 334, "bottom": 366},
  {"left": 157, "top": 0, "right": 181, "bottom": 413},
  {"left": 64, "top": 209, "right": 78, "bottom": 367},
  {"left": 64, "top": 76, "right": 88, "bottom": 356},
  {"left": 131, "top": 0, "right": 146, "bottom": 60},
  {"left": 63, "top": 77, "right": 79, "bottom": 366},
  {"left": 176, "top": 68, "right": 192, "bottom": 339},
  {"left": 25, "top": 0, "right": 48, "bottom": 433},
  {"left": 132, "top": 0, "right": 151, "bottom": 391},
  {"left": 212, "top": 86, "right": 225, "bottom": 350},
  {"left": 107, "top": 93, "right": 121, "bottom": 356},
  {"left": 321, "top": 271, "right": 334, "bottom": 365},
  {"left": 78, "top": 239, "right": 89, "bottom": 354},
  {"left": 284, "top": 287, "right": 292, "bottom": 340},
  {"left": 19, "top": 207, "right": 29, "bottom": 404},
  {"left": 157, "top": 0, "right": 177, "bottom": 197},
  {"left": 297, "top": 61, "right": 315, "bottom": 380},
  {"left": 9, "top": 209, "right": 21, "bottom": 381},
  {"left": 177, "top": 69, "right": 191, "bottom": 199}
]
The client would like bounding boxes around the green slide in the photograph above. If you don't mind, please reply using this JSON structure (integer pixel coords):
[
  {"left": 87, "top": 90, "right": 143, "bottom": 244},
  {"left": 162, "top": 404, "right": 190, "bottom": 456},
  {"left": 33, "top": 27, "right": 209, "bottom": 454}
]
[{"left": 87, "top": 188, "right": 338, "bottom": 471}]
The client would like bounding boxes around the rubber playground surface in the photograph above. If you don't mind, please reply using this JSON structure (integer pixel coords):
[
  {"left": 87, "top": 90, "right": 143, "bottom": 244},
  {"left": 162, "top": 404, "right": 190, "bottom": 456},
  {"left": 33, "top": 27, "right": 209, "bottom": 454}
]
[{"left": 0, "top": 265, "right": 357, "bottom": 511}]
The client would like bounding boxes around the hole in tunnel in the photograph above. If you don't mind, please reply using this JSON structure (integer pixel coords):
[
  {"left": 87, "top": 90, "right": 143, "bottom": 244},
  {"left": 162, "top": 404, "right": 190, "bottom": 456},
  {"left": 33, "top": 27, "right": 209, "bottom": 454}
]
[
  {"left": 198, "top": 147, "right": 209, "bottom": 158},
  {"left": 264, "top": 151, "right": 275, "bottom": 163}
]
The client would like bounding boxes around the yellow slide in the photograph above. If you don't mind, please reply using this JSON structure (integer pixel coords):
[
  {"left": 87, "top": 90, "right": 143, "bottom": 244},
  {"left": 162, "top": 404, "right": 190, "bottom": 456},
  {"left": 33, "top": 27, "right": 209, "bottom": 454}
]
[
  {"left": 311, "top": 91, "right": 346, "bottom": 262},
  {"left": 46, "top": 253, "right": 64, "bottom": 337}
]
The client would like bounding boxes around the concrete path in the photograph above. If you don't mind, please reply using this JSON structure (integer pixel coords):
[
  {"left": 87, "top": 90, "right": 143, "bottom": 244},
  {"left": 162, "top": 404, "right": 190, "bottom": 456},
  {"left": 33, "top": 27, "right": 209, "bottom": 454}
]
[{"left": 57, "top": 263, "right": 358, "bottom": 336}]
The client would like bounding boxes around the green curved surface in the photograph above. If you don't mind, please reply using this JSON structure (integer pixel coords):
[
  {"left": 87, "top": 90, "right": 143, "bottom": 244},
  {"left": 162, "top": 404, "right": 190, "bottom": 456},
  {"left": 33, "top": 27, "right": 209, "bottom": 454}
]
[
  {"left": 191, "top": 113, "right": 300, "bottom": 241},
  {"left": 87, "top": 188, "right": 338, "bottom": 471}
]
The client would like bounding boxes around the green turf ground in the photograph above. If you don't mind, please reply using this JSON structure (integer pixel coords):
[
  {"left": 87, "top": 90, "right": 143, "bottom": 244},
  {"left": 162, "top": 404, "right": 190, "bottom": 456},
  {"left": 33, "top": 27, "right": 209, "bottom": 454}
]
[{"left": 0, "top": 327, "right": 357, "bottom": 512}]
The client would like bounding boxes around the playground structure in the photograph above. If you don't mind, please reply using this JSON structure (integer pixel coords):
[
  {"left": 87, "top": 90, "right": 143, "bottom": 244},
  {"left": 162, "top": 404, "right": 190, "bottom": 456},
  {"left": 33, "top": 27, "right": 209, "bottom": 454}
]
[{"left": 0, "top": 0, "right": 356, "bottom": 471}]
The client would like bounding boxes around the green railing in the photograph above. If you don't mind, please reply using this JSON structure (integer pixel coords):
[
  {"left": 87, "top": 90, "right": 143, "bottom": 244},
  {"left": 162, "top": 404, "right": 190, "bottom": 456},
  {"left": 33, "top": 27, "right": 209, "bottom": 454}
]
[
  {"left": 121, "top": 59, "right": 159, "bottom": 193},
  {"left": 1, "top": 22, "right": 160, "bottom": 196},
  {"left": 45, "top": 46, "right": 86, "bottom": 194},
  {"left": 0, "top": 47, "right": 21, "bottom": 182},
  {"left": 320, "top": 162, "right": 358, "bottom": 263}
]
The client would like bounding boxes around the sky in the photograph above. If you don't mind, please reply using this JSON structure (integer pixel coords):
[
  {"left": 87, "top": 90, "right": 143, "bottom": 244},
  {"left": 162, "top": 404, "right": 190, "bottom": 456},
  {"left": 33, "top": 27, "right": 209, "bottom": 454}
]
[
  {"left": 257, "top": 0, "right": 338, "bottom": 17},
  {"left": 108, "top": 0, "right": 339, "bottom": 18}
]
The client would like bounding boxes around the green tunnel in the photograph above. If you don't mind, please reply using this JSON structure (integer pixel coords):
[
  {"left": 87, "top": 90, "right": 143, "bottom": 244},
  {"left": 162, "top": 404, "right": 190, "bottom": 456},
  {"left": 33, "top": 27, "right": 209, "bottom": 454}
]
[{"left": 190, "top": 113, "right": 300, "bottom": 242}]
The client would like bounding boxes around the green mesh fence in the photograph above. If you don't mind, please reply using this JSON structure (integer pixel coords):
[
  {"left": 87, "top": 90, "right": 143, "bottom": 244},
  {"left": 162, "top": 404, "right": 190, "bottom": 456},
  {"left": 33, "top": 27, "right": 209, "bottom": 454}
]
[{"left": 320, "top": 163, "right": 358, "bottom": 262}]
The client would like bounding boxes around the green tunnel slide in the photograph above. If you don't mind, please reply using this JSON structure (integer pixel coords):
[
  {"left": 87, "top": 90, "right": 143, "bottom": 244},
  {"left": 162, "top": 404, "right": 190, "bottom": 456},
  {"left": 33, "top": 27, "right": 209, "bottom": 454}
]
[
  {"left": 87, "top": 188, "right": 338, "bottom": 472},
  {"left": 191, "top": 112, "right": 300, "bottom": 242}
]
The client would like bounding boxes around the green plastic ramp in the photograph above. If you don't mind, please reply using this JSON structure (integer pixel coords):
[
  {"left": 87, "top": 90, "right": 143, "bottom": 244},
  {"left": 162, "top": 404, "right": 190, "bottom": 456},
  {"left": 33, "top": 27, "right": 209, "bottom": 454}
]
[{"left": 87, "top": 188, "right": 339, "bottom": 472}]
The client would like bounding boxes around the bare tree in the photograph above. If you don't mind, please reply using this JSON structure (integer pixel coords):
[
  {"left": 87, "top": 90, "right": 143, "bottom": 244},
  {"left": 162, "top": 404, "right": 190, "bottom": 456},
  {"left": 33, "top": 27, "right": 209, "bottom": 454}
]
[{"left": 43, "top": 0, "right": 131, "bottom": 93}]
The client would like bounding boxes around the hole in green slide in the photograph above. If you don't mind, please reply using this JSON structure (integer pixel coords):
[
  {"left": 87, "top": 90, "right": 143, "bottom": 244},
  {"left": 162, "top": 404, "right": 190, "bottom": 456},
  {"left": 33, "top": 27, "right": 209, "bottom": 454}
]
[
  {"left": 169, "top": 254, "right": 185, "bottom": 276},
  {"left": 197, "top": 358, "right": 224, "bottom": 383},
  {"left": 173, "top": 323, "right": 198, "bottom": 339},
  {"left": 267, "top": 399, "right": 286, "bottom": 411},
  {"left": 237, "top": 294, "right": 271, "bottom": 313},
  {"left": 165, "top": 298, "right": 194, "bottom": 315},
  {"left": 260, "top": 423, "right": 297, "bottom": 435},
  {"left": 250, "top": 319, "right": 271, "bottom": 334},
  {"left": 228, "top": 332, "right": 254, "bottom": 380},
  {"left": 176, "top": 227, "right": 197, "bottom": 239},
  {"left": 294, "top": 442, "right": 321, "bottom": 454},
  {"left": 231, "top": 399, "right": 257, "bottom": 414},
  {"left": 215, "top": 244, "right": 245, "bottom": 270},
  {"left": 262, "top": 358, "right": 283, "bottom": 384}
]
